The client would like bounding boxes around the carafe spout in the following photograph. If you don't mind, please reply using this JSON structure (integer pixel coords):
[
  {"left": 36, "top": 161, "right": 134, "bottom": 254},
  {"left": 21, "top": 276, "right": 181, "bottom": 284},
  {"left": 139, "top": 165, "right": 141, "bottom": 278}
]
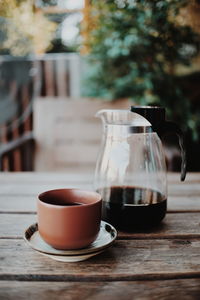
[{"left": 95, "top": 109, "right": 151, "bottom": 127}]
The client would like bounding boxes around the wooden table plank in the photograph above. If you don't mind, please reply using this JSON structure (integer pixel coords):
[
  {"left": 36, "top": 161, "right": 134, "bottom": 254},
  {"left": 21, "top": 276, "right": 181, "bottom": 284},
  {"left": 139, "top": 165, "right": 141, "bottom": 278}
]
[
  {"left": 0, "top": 214, "right": 37, "bottom": 238},
  {"left": 0, "top": 169, "right": 197, "bottom": 183},
  {"left": 0, "top": 172, "right": 200, "bottom": 299},
  {"left": 0, "top": 172, "right": 198, "bottom": 182},
  {"left": 0, "top": 172, "right": 200, "bottom": 213},
  {"left": 0, "top": 180, "right": 200, "bottom": 197},
  {"left": 0, "top": 173, "right": 93, "bottom": 184},
  {"left": 0, "top": 279, "right": 200, "bottom": 300},
  {"left": 1, "top": 213, "right": 200, "bottom": 239},
  {"left": 168, "top": 196, "right": 200, "bottom": 212},
  {"left": 1, "top": 194, "right": 200, "bottom": 213},
  {"left": 1, "top": 176, "right": 199, "bottom": 187},
  {"left": 0, "top": 183, "right": 92, "bottom": 195},
  {"left": 0, "top": 172, "right": 198, "bottom": 184},
  {"left": 168, "top": 184, "right": 200, "bottom": 197},
  {"left": 1, "top": 239, "right": 200, "bottom": 281},
  {"left": 167, "top": 173, "right": 200, "bottom": 183},
  {"left": 0, "top": 195, "right": 37, "bottom": 212}
]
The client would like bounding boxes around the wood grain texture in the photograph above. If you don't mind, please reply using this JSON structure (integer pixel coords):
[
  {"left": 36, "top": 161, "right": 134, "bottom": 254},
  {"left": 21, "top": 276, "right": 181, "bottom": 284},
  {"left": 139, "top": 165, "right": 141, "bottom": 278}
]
[
  {"left": 0, "top": 279, "right": 200, "bottom": 300},
  {"left": 0, "top": 172, "right": 200, "bottom": 299},
  {"left": 1, "top": 239, "right": 200, "bottom": 281},
  {"left": 1, "top": 213, "right": 200, "bottom": 239}
]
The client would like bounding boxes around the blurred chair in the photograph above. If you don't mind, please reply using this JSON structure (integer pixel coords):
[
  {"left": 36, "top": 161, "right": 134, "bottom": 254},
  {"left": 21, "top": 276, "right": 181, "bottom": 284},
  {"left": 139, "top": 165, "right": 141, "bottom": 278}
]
[
  {"left": 0, "top": 53, "right": 81, "bottom": 172},
  {"left": 0, "top": 53, "right": 82, "bottom": 171},
  {"left": 0, "top": 57, "right": 39, "bottom": 171}
]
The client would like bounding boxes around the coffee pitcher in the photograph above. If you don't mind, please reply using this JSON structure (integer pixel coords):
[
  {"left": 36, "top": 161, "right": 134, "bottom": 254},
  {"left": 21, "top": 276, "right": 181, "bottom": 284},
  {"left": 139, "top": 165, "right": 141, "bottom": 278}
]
[{"left": 94, "top": 106, "right": 186, "bottom": 230}]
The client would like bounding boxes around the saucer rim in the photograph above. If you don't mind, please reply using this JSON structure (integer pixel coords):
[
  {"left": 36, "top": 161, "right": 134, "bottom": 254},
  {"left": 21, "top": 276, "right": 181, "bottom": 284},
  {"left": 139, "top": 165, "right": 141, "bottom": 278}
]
[
  {"left": 24, "top": 220, "right": 117, "bottom": 256},
  {"left": 40, "top": 249, "right": 105, "bottom": 262}
]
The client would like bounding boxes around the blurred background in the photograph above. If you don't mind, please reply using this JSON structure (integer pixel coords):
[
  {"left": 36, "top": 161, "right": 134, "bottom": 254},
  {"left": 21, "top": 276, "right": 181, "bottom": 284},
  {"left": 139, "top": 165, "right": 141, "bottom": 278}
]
[{"left": 0, "top": 0, "right": 200, "bottom": 172}]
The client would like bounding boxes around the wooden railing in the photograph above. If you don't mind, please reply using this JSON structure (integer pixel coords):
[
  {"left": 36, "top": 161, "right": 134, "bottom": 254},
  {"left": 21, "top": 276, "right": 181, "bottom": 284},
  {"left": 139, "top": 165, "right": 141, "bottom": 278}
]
[
  {"left": 37, "top": 53, "right": 81, "bottom": 98},
  {"left": 0, "top": 53, "right": 81, "bottom": 171}
]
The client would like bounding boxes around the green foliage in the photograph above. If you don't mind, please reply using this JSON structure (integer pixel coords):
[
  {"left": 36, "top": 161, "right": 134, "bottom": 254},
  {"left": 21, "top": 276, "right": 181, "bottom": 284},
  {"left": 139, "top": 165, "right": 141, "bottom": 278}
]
[{"left": 83, "top": 0, "right": 200, "bottom": 139}]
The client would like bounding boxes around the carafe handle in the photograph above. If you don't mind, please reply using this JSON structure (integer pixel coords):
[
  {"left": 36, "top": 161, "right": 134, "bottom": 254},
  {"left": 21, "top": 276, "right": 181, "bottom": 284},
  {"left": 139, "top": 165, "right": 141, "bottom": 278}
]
[
  {"left": 130, "top": 106, "right": 186, "bottom": 181},
  {"left": 156, "top": 121, "right": 186, "bottom": 181}
]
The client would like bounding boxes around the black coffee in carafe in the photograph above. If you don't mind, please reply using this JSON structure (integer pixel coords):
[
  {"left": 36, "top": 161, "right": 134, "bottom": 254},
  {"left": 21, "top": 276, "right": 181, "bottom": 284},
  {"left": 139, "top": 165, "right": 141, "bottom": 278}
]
[{"left": 98, "top": 186, "right": 167, "bottom": 230}]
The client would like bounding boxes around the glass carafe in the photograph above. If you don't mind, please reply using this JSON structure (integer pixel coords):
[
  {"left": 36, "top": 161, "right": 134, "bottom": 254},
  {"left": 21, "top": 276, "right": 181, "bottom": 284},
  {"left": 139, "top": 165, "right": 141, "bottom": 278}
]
[{"left": 94, "top": 108, "right": 186, "bottom": 230}]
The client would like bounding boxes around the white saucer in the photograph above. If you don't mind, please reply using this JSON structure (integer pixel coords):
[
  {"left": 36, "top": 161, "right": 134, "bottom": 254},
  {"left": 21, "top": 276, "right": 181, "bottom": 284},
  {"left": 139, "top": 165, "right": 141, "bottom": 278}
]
[{"left": 24, "top": 221, "right": 117, "bottom": 262}]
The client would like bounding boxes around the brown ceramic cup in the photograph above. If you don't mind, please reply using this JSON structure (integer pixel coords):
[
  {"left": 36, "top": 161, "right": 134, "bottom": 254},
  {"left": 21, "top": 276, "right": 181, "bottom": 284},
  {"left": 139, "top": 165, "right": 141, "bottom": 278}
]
[{"left": 37, "top": 189, "right": 102, "bottom": 250}]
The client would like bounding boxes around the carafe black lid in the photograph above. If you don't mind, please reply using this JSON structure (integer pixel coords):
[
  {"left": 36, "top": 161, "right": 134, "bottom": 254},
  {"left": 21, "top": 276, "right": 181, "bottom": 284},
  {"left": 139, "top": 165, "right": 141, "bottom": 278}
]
[{"left": 130, "top": 106, "right": 165, "bottom": 128}]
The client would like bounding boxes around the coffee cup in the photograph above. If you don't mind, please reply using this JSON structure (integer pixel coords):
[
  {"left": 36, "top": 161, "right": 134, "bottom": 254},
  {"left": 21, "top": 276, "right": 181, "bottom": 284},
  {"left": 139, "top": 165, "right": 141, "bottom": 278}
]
[{"left": 37, "top": 189, "right": 102, "bottom": 250}]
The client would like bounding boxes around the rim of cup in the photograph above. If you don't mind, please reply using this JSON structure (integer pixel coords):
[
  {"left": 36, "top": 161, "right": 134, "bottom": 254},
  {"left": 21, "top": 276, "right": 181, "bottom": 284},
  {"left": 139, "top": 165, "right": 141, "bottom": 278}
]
[{"left": 38, "top": 188, "right": 102, "bottom": 208}]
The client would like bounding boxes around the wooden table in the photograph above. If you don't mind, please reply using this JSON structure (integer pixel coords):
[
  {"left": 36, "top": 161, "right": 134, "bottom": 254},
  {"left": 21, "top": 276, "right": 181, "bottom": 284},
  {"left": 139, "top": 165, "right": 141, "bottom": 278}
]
[{"left": 0, "top": 172, "right": 200, "bottom": 299}]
